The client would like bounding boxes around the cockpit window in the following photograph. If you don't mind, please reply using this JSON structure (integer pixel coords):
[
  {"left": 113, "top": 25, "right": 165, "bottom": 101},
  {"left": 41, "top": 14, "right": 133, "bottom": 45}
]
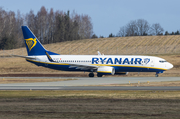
[{"left": 159, "top": 60, "right": 167, "bottom": 63}]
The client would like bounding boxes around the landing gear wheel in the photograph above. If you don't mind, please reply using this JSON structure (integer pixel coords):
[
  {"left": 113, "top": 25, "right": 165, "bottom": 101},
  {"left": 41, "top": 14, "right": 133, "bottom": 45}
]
[
  {"left": 89, "top": 73, "right": 94, "bottom": 77},
  {"left": 155, "top": 74, "right": 159, "bottom": 77},
  {"left": 97, "top": 74, "right": 103, "bottom": 77}
]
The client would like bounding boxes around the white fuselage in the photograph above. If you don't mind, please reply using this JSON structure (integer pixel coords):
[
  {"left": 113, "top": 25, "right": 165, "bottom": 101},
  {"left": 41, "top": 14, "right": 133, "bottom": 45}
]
[{"left": 27, "top": 55, "right": 173, "bottom": 74}]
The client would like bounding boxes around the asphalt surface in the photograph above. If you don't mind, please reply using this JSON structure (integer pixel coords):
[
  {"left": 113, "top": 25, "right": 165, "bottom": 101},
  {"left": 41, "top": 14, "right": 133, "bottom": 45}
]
[
  {"left": 0, "top": 86, "right": 180, "bottom": 90},
  {"left": 0, "top": 77, "right": 180, "bottom": 90}
]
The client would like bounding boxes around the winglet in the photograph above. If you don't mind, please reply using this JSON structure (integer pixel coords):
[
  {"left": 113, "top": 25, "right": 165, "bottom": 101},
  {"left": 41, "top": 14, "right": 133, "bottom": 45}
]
[{"left": 45, "top": 51, "right": 55, "bottom": 62}]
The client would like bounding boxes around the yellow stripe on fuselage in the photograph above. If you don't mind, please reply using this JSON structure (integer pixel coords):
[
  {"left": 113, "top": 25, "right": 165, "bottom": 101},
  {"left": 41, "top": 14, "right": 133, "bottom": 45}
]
[
  {"left": 26, "top": 59, "right": 69, "bottom": 65},
  {"left": 97, "top": 71, "right": 112, "bottom": 73}
]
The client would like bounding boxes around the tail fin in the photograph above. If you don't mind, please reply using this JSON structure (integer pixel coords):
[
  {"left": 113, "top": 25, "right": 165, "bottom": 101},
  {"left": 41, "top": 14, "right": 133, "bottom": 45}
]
[{"left": 22, "top": 26, "right": 58, "bottom": 56}]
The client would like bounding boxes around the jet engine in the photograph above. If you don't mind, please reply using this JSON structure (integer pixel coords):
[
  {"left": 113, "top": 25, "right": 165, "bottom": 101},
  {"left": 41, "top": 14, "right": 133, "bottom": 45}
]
[{"left": 97, "top": 66, "right": 115, "bottom": 75}]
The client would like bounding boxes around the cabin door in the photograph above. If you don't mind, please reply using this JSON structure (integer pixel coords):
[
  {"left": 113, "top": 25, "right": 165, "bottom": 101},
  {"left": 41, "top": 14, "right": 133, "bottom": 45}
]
[{"left": 151, "top": 59, "right": 154, "bottom": 67}]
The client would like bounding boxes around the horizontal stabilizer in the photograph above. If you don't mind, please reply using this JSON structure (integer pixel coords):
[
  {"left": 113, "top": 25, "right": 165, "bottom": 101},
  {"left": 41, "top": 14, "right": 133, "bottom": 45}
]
[{"left": 12, "top": 55, "right": 36, "bottom": 59}]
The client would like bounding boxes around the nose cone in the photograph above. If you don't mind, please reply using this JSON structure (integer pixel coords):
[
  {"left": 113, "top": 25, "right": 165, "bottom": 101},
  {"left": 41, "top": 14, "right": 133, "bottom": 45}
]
[{"left": 167, "top": 62, "right": 173, "bottom": 70}]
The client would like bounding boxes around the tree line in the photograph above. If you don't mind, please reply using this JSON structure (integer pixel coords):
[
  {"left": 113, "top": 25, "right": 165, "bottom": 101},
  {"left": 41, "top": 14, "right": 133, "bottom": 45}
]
[
  {"left": 93, "top": 19, "right": 180, "bottom": 38},
  {"left": 117, "top": 19, "right": 164, "bottom": 37},
  {"left": 0, "top": 6, "right": 179, "bottom": 50},
  {"left": 0, "top": 8, "right": 23, "bottom": 50},
  {"left": 0, "top": 6, "right": 93, "bottom": 50},
  {"left": 26, "top": 6, "right": 93, "bottom": 44},
  {"left": 165, "top": 30, "right": 180, "bottom": 35}
]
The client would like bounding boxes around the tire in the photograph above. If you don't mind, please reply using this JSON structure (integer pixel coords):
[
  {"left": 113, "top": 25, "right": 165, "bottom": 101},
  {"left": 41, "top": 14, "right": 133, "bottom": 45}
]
[
  {"left": 89, "top": 73, "right": 94, "bottom": 77},
  {"left": 97, "top": 74, "right": 103, "bottom": 77}
]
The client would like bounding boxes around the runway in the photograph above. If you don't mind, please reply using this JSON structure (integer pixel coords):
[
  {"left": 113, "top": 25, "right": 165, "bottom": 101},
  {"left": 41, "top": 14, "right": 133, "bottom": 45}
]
[
  {"left": 0, "top": 77, "right": 180, "bottom": 90},
  {"left": 0, "top": 86, "right": 180, "bottom": 90}
]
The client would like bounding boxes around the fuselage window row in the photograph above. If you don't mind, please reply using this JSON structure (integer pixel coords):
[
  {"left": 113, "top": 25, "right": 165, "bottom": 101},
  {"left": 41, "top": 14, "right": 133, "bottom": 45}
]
[
  {"left": 54, "top": 60, "right": 150, "bottom": 64},
  {"left": 56, "top": 60, "right": 92, "bottom": 63}
]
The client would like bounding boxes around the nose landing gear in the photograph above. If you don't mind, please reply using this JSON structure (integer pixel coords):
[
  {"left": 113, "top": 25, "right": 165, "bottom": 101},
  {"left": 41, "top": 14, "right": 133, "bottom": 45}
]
[{"left": 155, "top": 72, "right": 160, "bottom": 77}]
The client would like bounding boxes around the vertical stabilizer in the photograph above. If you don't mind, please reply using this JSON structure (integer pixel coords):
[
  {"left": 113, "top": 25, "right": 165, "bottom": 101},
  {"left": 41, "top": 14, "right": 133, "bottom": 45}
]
[{"left": 22, "top": 26, "right": 58, "bottom": 56}]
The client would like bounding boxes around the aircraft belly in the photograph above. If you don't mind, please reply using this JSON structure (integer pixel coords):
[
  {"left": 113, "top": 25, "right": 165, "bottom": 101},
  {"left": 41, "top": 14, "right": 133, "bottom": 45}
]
[{"left": 113, "top": 66, "right": 165, "bottom": 72}]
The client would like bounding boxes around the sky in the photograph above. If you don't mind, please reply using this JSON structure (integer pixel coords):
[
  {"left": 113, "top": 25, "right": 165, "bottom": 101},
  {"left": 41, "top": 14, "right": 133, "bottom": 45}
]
[{"left": 1, "top": 0, "right": 180, "bottom": 37}]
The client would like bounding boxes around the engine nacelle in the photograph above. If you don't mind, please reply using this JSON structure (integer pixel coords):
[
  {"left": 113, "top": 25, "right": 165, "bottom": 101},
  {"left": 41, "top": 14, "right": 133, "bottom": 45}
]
[
  {"left": 97, "top": 66, "right": 115, "bottom": 75},
  {"left": 115, "top": 72, "right": 128, "bottom": 75}
]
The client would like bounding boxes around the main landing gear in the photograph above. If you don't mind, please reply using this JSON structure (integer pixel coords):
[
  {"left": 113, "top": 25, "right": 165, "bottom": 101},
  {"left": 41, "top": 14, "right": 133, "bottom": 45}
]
[
  {"left": 97, "top": 74, "right": 103, "bottom": 77},
  {"left": 89, "top": 72, "right": 94, "bottom": 77},
  {"left": 88, "top": 73, "right": 103, "bottom": 77}
]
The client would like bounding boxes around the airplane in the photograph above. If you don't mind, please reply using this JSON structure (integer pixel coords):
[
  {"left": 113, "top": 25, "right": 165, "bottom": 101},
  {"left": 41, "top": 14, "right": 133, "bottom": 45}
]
[{"left": 17, "top": 26, "right": 173, "bottom": 77}]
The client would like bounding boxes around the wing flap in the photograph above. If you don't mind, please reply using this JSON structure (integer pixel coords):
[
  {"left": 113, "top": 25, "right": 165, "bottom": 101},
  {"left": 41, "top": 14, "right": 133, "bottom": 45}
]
[{"left": 68, "top": 63, "right": 98, "bottom": 70}]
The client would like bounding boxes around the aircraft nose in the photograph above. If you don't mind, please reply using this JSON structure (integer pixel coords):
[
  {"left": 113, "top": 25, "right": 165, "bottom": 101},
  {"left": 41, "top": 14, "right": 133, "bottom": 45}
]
[{"left": 167, "top": 62, "right": 173, "bottom": 69}]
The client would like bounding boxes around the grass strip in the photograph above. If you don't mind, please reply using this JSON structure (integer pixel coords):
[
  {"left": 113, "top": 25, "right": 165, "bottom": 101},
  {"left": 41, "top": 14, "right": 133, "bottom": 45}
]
[
  {"left": 0, "top": 90, "right": 180, "bottom": 99},
  {"left": 0, "top": 78, "right": 77, "bottom": 84}
]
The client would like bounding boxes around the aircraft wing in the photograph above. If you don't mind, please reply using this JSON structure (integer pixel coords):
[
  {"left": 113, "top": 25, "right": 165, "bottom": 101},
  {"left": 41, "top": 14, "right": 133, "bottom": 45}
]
[{"left": 68, "top": 63, "right": 98, "bottom": 70}]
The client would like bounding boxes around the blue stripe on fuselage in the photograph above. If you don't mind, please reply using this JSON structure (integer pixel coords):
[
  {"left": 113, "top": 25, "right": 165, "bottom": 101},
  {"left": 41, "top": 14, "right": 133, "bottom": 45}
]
[{"left": 26, "top": 59, "right": 166, "bottom": 73}]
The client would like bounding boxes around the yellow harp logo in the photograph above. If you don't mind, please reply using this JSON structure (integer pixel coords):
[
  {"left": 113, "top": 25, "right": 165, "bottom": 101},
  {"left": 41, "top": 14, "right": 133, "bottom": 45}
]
[{"left": 25, "top": 38, "right": 37, "bottom": 51}]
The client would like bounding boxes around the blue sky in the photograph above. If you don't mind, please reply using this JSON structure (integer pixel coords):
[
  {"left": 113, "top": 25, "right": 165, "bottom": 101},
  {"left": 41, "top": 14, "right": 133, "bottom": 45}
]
[{"left": 1, "top": 0, "right": 180, "bottom": 37}]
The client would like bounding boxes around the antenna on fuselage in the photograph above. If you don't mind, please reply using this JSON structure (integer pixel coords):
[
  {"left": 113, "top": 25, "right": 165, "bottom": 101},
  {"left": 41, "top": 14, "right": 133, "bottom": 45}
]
[
  {"left": 97, "top": 51, "right": 104, "bottom": 56},
  {"left": 97, "top": 51, "right": 101, "bottom": 55}
]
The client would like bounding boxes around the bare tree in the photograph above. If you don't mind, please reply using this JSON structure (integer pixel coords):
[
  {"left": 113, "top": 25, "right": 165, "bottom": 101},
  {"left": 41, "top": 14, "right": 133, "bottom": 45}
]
[
  {"left": 117, "top": 19, "right": 164, "bottom": 36},
  {"left": 137, "top": 19, "right": 150, "bottom": 36},
  {"left": 0, "top": 9, "right": 24, "bottom": 49},
  {"left": 71, "top": 11, "right": 80, "bottom": 40},
  {"left": 74, "top": 14, "right": 93, "bottom": 39},
  {"left": 15, "top": 10, "right": 24, "bottom": 47},
  {"left": 150, "top": 23, "right": 164, "bottom": 35},
  {"left": 118, "top": 26, "right": 126, "bottom": 37},
  {"left": 36, "top": 6, "right": 48, "bottom": 43},
  {"left": 47, "top": 8, "right": 55, "bottom": 43},
  {"left": 0, "top": 8, "right": 7, "bottom": 40},
  {"left": 26, "top": 10, "right": 36, "bottom": 32},
  {"left": 126, "top": 20, "right": 138, "bottom": 36}
]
